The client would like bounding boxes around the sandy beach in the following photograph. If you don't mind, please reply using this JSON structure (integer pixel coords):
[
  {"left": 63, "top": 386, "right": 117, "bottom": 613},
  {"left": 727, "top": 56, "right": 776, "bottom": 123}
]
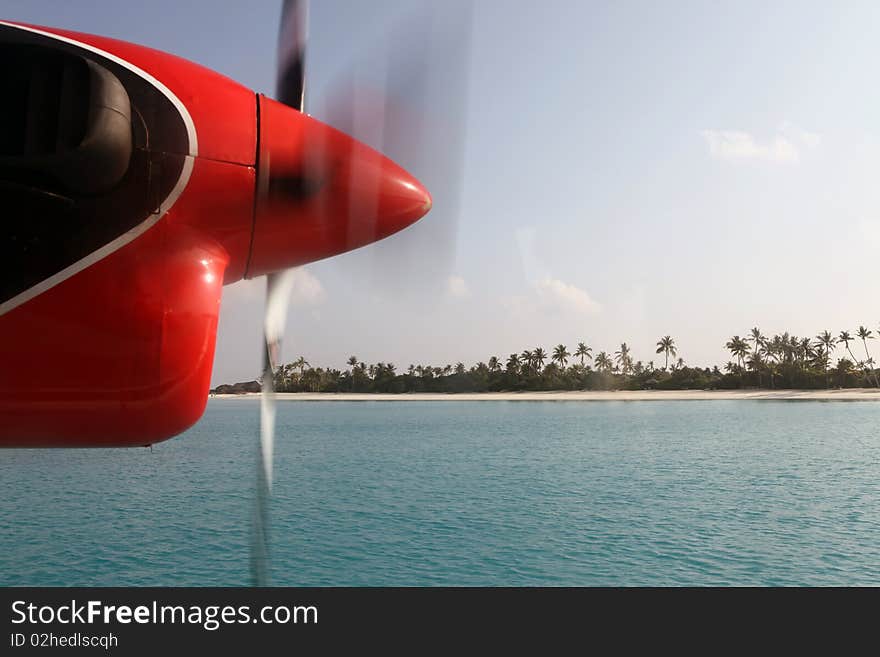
[{"left": 213, "top": 389, "right": 880, "bottom": 401}]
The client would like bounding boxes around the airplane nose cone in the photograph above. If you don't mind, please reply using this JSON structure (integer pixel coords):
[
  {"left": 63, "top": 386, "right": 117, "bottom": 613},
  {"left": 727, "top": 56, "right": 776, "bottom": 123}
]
[
  {"left": 246, "top": 96, "right": 433, "bottom": 278},
  {"left": 344, "top": 144, "right": 432, "bottom": 240}
]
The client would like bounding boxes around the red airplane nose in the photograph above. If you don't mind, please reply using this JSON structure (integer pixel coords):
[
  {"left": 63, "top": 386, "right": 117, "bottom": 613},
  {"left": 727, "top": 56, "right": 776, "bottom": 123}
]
[{"left": 245, "top": 95, "right": 432, "bottom": 278}]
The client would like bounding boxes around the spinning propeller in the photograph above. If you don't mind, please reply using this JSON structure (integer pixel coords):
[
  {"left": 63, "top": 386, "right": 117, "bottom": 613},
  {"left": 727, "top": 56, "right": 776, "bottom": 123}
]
[
  {"left": 251, "top": 0, "right": 308, "bottom": 587},
  {"left": 250, "top": 0, "right": 471, "bottom": 584}
]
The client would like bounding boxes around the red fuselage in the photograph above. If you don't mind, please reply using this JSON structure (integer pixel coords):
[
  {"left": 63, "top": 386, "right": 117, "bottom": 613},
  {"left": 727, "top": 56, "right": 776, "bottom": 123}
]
[{"left": 0, "top": 21, "right": 430, "bottom": 446}]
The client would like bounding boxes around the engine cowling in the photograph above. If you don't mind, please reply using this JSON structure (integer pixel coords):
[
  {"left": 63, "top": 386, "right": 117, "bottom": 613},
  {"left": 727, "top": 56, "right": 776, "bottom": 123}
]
[{"left": 0, "top": 21, "right": 430, "bottom": 446}]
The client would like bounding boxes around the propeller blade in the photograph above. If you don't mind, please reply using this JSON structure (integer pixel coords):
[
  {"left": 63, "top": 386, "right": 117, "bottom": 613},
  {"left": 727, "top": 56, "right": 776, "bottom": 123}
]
[
  {"left": 310, "top": 1, "right": 472, "bottom": 299},
  {"left": 252, "top": 0, "right": 309, "bottom": 587},
  {"left": 252, "top": 269, "right": 297, "bottom": 586},
  {"left": 262, "top": 269, "right": 297, "bottom": 488},
  {"left": 276, "top": 0, "right": 308, "bottom": 109}
]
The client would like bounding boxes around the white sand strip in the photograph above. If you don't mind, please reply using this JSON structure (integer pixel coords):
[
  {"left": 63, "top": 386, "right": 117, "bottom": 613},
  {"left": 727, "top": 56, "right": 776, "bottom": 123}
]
[{"left": 211, "top": 389, "right": 880, "bottom": 401}]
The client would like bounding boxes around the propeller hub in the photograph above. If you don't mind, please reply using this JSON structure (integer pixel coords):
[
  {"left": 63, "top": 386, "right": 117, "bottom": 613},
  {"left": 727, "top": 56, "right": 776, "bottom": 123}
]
[{"left": 245, "top": 95, "right": 432, "bottom": 278}]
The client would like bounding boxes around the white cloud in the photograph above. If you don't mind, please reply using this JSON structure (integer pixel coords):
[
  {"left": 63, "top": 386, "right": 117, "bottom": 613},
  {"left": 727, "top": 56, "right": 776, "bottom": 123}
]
[
  {"left": 701, "top": 130, "right": 799, "bottom": 163},
  {"left": 288, "top": 267, "right": 325, "bottom": 306},
  {"left": 779, "top": 121, "right": 822, "bottom": 149},
  {"left": 701, "top": 123, "right": 820, "bottom": 164},
  {"left": 446, "top": 275, "right": 471, "bottom": 299},
  {"left": 535, "top": 277, "right": 601, "bottom": 315},
  {"left": 504, "top": 278, "right": 601, "bottom": 317}
]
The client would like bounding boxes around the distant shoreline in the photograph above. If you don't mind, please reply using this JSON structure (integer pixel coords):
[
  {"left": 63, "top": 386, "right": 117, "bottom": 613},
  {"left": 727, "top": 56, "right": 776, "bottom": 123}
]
[{"left": 210, "top": 389, "right": 880, "bottom": 401}]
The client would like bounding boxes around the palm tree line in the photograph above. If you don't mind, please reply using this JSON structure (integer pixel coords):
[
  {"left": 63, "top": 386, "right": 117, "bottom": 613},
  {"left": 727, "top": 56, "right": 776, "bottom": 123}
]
[
  {"left": 723, "top": 326, "right": 879, "bottom": 390},
  {"left": 260, "top": 323, "right": 880, "bottom": 393}
]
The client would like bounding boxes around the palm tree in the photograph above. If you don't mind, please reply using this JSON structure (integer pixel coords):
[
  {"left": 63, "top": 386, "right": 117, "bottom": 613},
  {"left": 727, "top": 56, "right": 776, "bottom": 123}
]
[
  {"left": 506, "top": 353, "right": 521, "bottom": 373},
  {"left": 521, "top": 350, "right": 533, "bottom": 371},
  {"left": 594, "top": 351, "right": 612, "bottom": 372},
  {"left": 856, "top": 326, "right": 877, "bottom": 386},
  {"left": 655, "top": 336, "right": 676, "bottom": 370},
  {"left": 574, "top": 342, "right": 592, "bottom": 367},
  {"left": 346, "top": 356, "right": 358, "bottom": 372},
  {"left": 857, "top": 326, "right": 874, "bottom": 360},
  {"left": 725, "top": 336, "right": 738, "bottom": 365},
  {"left": 552, "top": 344, "right": 570, "bottom": 369},
  {"left": 815, "top": 331, "right": 836, "bottom": 388},
  {"left": 797, "top": 337, "right": 814, "bottom": 370},
  {"left": 760, "top": 339, "right": 780, "bottom": 388},
  {"left": 835, "top": 357, "right": 856, "bottom": 383},
  {"left": 614, "top": 343, "right": 632, "bottom": 375},
  {"left": 725, "top": 336, "right": 749, "bottom": 370},
  {"left": 533, "top": 347, "right": 547, "bottom": 371},
  {"left": 747, "top": 350, "right": 765, "bottom": 386},
  {"left": 749, "top": 327, "right": 765, "bottom": 357},
  {"left": 838, "top": 330, "right": 859, "bottom": 365},
  {"left": 763, "top": 336, "right": 782, "bottom": 362},
  {"left": 778, "top": 332, "right": 795, "bottom": 365},
  {"left": 292, "top": 356, "right": 310, "bottom": 375},
  {"left": 488, "top": 356, "right": 501, "bottom": 373}
]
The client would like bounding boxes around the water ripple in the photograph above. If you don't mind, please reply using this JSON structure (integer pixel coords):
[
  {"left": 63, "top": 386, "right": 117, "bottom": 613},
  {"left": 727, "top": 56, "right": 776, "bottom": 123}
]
[{"left": 1, "top": 400, "right": 879, "bottom": 585}]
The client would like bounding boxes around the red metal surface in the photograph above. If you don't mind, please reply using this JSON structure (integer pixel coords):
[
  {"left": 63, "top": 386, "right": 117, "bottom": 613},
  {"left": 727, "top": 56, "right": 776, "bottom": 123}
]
[
  {"left": 0, "top": 24, "right": 432, "bottom": 447},
  {"left": 169, "top": 157, "right": 256, "bottom": 284},
  {"left": 0, "top": 218, "right": 228, "bottom": 447},
  {"left": 247, "top": 95, "right": 431, "bottom": 277}
]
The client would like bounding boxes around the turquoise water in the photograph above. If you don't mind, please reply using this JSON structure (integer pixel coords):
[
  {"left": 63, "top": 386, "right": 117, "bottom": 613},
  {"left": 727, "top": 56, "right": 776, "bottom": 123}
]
[{"left": 2, "top": 400, "right": 879, "bottom": 586}]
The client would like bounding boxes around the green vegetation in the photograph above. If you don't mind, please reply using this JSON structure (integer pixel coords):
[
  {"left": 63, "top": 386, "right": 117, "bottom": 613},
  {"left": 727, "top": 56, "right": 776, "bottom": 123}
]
[{"left": 261, "top": 324, "right": 880, "bottom": 393}]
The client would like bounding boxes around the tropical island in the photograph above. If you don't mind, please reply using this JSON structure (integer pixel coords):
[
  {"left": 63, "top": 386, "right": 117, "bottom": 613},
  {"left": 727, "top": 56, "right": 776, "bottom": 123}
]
[{"left": 210, "top": 326, "right": 880, "bottom": 395}]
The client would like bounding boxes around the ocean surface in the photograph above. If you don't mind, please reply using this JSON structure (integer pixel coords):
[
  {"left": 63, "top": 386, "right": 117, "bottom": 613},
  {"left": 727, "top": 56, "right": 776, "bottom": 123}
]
[{"left": 2, "top": 399, "right": 879, "bottom": 586}]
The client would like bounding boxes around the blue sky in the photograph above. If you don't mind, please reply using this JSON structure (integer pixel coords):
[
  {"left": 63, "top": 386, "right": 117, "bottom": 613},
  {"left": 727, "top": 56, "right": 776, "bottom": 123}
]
[{"left": 7, "top": 1, "right": 880, "bottom": 383}]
